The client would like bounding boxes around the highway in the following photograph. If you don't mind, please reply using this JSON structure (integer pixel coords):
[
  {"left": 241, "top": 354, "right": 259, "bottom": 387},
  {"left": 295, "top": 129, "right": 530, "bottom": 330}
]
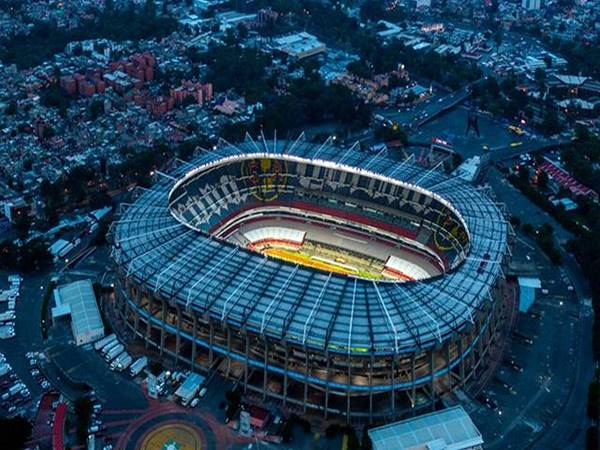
[
  {"left": 488, "top": 137, "right": 572, "bottom": 163},
  {"left": 376, "top": 79, "right": 480, "bottom": 131}
]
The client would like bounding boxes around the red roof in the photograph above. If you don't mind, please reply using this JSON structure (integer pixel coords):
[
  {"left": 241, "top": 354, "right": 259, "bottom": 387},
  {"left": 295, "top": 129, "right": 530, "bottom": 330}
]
[
  {"left": 540, "top": 159, "right": 598, "bottom": 199},
  {"left": 52, "top": 402, "right": 67, "bottom": 450}
]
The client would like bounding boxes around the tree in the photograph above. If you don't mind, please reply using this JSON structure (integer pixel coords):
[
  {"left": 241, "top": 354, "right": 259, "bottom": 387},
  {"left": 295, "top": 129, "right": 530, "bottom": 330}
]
[
  {"left": 541, "top": 109, "right": 562, "bottom": 135},
  {"left": 534, "top": 67, "right": 546, "bottom": 89},
  {"left": 13, "top": 213, "right": 31, "bottom": 241},
  {"left": 589, "top": 381, "right": 600, "bottom": 420},
  {"left": 144, "top": 0, "right": 156, "bottom": 18},
  {"left": 90, "top": 99, "right": 104, "bottom": 120},
  {"left": 74, "top": 396, "right": 93, "bottom": 445},
  {"left": 225, "top": 389, "right": 241, "bottom": 420},
  {"left": 374, "top": 123, "right": 407, "bottom": 144},
  {"left": 0, "top": 416, "right": 32, "bottom": 450},
  {"left": 537, "top": 170, "right": 549, "bottom": 190},
  {"left": 361, "top": 425, "right": 373, "bottom": 450},
  {"left": 5, "top": 101, "right": 17, "bottom": 115},
  {"left": 347, "top": 59, "right": 373, "bottom": 79}
]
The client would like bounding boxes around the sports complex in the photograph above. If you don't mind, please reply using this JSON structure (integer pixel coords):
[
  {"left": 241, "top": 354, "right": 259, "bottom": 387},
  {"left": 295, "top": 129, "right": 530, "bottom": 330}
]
[{"left": 110, "top": 135, "right": 512, "bottom": 420}]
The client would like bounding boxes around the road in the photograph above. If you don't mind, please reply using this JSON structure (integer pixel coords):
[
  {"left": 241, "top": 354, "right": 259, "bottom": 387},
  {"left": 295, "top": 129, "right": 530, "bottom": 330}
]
[
  {"left": 376, "top": 79, "right": 481, "bottom": 130},
  {"left": 488, "top": 138, "right": 571, "bottom": 163},
  {"left": 479, "top": 166, "right": 593, "bottom": 449}
]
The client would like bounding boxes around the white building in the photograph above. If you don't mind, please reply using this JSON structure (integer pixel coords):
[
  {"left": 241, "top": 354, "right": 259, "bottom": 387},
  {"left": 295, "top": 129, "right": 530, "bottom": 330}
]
[
  {"left": 522, "top": 0, "right": 541, "bottom": 10},
  {"left": 273, "top": 32, "right": 327, "bottom": 60},
  {"left": 368, "top": 406, "right": 483, "bottom": 450},
  {"left": 51, "top": 280, "right": 105, "bottom": 346}
]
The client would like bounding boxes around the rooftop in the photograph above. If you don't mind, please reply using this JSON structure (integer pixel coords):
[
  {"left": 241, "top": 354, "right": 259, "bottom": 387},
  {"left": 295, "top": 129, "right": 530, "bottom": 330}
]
[
  {"left": 112, "top": 138, "right": 509, "bottom": 358},
  {"left": 368, "top": 405, "right": 483, "bottom": 450},
  {"left": 51, "top": 279, "right": 104, "bottom": 345}
]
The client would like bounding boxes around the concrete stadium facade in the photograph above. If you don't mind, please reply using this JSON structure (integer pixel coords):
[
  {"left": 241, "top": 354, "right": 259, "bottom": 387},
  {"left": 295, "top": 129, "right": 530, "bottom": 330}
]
[{"left": 109, "top": 136, "right": 512, "bottom": 421}]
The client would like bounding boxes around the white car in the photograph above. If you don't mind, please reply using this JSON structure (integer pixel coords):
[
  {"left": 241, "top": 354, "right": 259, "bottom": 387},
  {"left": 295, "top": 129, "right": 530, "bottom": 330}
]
[{"left": 190, "top": 398, "right": 200, "bottom": 408}]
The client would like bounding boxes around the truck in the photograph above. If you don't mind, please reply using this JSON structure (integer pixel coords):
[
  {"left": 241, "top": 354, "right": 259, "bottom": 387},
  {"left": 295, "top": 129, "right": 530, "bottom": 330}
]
[
  {"left": 0, "top": 363, "right": 11, "bottom": 377},
  {"left": 1, "top": 382, "right": 25, "bottom": 400},
  {"left": 129, "top": 356, "right": 148, "bottom": 377},
  {"left": 100, "top": 339, "right": 121, "bottom": 357},
  {"left": 105, "top": 344, "right": 125, "bottom": 362},
  {"left": 0, "top": 311, "right": 15, "bottom": 322},
  {"left": 111, "top": 354, "right": 132, "bottom": 372},
  {"left": 109, "top": 352, "right": 127, "bottom": 370},
  {"left": 94, "top": 334, "right": 117, "bottom": 352},
  {"left": 58, "top": 242, "right": 75, "bottom": 258},
  {"left": 0, "top": 289, "right": 17, "bottom": 302}
]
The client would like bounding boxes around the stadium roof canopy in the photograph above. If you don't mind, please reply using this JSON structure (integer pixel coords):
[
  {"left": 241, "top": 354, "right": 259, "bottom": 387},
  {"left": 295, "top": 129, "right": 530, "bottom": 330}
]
[
  {"left": 367, "top": 405, "right": 483, "bottom": 450},
  {"left": 112, "top": 136, "right": 509, "bottom": 356}
]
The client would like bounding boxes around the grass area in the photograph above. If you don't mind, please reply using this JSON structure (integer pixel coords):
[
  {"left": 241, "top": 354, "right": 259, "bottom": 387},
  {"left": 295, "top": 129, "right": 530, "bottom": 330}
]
[
  {"left": 262, "top": 247, "right": 383, "bottom": 280},
  {"left": 40, "top": 281, "right": 56, "bottom": 340}
]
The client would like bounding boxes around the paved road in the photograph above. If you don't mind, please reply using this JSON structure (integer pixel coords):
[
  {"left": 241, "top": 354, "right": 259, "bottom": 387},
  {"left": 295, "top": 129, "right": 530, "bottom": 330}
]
[
  {"left": 376, "top": 80, "right": 478, "bottom": 131},
  {"left": 488, "top": 138, "right": 571, "bottom": 163},
  {"left": 487, "top": 167, "right": 573, "bottom": 243},
  {"left": 0, "top": 269, "right": 54, "bottom": 416},
  {"left": 477, "top": 167, "right": 593, "bottom": 449}
]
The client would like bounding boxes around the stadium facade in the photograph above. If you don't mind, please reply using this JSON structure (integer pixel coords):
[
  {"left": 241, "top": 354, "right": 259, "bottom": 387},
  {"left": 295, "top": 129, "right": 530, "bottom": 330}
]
[{"left": 110, "top": 136, "right": 511, "bottom": 420}]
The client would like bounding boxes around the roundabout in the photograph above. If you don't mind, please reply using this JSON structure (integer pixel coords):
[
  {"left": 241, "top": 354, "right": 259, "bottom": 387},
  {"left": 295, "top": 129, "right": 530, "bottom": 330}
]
[{"left": 138, "top": 422, "right": 202, "bottom": 450}]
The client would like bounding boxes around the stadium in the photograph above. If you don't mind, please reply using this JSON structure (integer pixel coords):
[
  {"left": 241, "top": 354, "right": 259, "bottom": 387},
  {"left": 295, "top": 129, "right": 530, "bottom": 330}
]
[{"left": 110, "top": 135, "right": 511, "bottom": 420}]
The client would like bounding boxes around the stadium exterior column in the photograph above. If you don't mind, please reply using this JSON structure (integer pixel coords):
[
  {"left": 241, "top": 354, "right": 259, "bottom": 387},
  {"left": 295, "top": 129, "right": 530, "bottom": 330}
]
[
  {"left": 445, "top": 342, "right": 451, "bottom": 385},
  {"left": 208, "top": 319, "right": 214, "bottom": 367},
  {"left": 191, "top": 314, "right": 197, "bottom": 370},
  {"left": 159, "top": 298, "right": 167, "bottom": 356},
  {"left": 262, "top": 339, "right": 268, "bottom": 401},
  {"left": 470, "top": 329, "right": 478, "bottom": 379},
  {"left": 369, "top": 354, "right": 374, "bottom": 422},
  {"left": 411, "top": 353, "right": 416, "bottom": 409},
  {"left": 244, "top": 334, "right": 250, "bottom": 392},
  {"left": 303, "top": 352, "right": 309, "bottom": 414},
  {"left": 458, "top": 338, "right": 465, "bottom": 384},
  {"left": 122, "top": 286, "right": 130, "bottom": 324},
  {"left": 226, "top": 326, "right": 232, "bottom": 377},
  {"left": 133, "top": 289, "right": 141, "bottom": 337},
  {"left": 175, "top": 306, "right": 181, "bottom": 365},
  {"left": 283, "top": 344, "right": 289, "bottom": 407},
  {"left": 477, "top": 321, "right": 484, "bottom": 370},
  {"left": 144, "top": 294, "right": 152, "bottom": 349},
  {"left": 324, "top": 351, "right": 331, "bottom": 419},
  {"left": 391, "top": 355, "right": 396, "bottom": 416},
  {"left": 429, "top": 351, "right": 435, "bottom": 408},
  {"left": 346, "top": 354, "right": 352, "bottom": 423}
]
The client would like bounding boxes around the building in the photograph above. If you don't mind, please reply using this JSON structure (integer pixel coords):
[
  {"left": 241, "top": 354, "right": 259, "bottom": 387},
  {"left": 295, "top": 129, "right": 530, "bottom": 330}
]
[
  {"left": 170, "top": 80, "right": 214, "bottom": 106},
  {"left": 51, "top": 279, "right": 104, "bottom": 346},
  {"left": 174, "top": 372, "right": 205, "bottom": 404},
  {"left": 368, "top": 406, "right": 483, "bottom": 450},
  {"left": 3, "top": 197, "right": 29, "bottom": 223},
  {"left": 452, "top": 156, "right": 482, "bottom": 184},
  {"left": 518, "top": 276, "right": 542, "bottom": 313},
  {"left": 110, "top": 137, "right": 511, "bottom": 421},
  {"left": 273, "top": 32, "right": 326, "bottom": 60},
  {"left": 522, "top": 0, "right": 541, "bottom": 10}
]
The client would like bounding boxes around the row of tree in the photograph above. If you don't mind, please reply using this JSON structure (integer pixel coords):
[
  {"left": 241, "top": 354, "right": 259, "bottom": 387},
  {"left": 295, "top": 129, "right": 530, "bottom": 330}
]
[{"left": 0, "top": 0, "right": 177, "bottom": 69}]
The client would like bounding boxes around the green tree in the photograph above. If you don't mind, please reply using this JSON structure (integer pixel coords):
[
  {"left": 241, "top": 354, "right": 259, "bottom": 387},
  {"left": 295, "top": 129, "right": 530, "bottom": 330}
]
[
  {"left": 589, "top": 381, "right": 600, "bottom": 419},
  {"left": 0, "top": 416, "right": 32, "bottom": 450},
  {"left": 74, "top": 396, "right": 93, "bottom": 445},
  {"left": 541, "top": 109, "right": 562, "bottom": 135},
  {"left": 5, "top": 101, "right": 17, "bottom": 115}
]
